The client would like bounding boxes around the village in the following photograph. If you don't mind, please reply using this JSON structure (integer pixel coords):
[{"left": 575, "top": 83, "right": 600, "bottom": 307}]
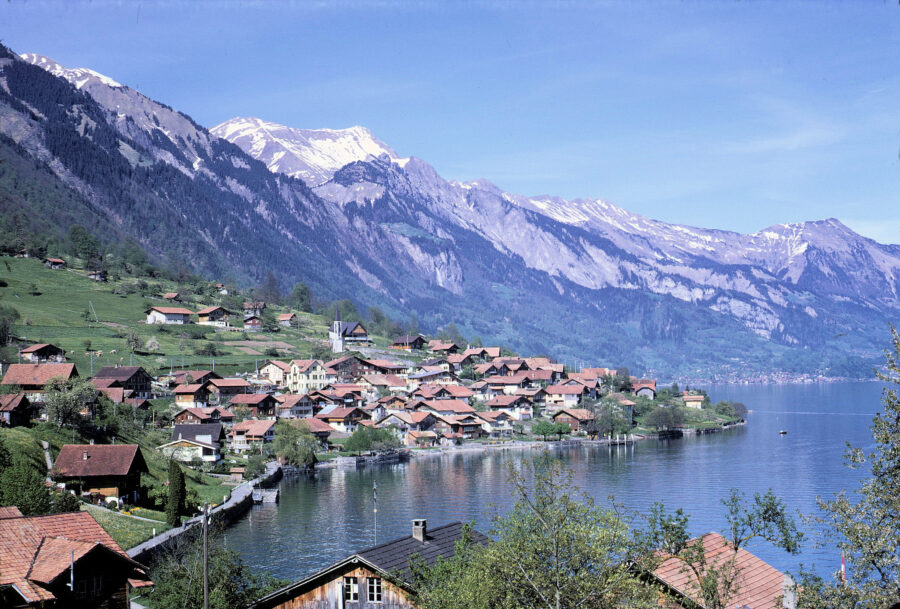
[{"left": 0, "top": 257, "right": 748, "bottom": 609}]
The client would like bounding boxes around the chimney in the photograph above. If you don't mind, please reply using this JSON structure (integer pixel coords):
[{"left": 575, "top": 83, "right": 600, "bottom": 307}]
[
  {"left": 412, "top": 519, "right": 427, "bottom": 542},
  {"left": 82, "top": 450, "right": 89, "bottom": 461}
]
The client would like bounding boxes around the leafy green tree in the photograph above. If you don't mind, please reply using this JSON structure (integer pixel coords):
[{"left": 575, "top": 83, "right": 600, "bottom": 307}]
[
  {"left": 552, "top": 422, "right": 571, "bottom": 440},
  {"left": 344, "top": 425, "right": 400, "bottom": 455},
  {"left": 646, "top": 489, "right": 801, "bottom": 609},
  {"left": 50, "top": 490, "right": 82, "bottom": 513},
  {"left": 150, "top": 538, "right": 287, "bottom": 609},
  {"left": 272, "top": 420, "right": 318, "bottom": 467},
  {"left": 166, "top": 461, "right": 186, "bottom": 526},
  {"left": 645, "top": 406, "right": 679, "bottom": 431},
  {"left": 44, "top": 377, "right": 98, "bottom": 430},
  {"left": 125, "top": 329, "right": 144, "bottom": 353},
  {"left": 290, "top": 281, "right": 312, "bottom": 312},
  {"left": 0, "top": 436, "right": 12, "bottom": 472},
  {"left": 0, "top": 303, "right": 20, "bottom": 346},
  {"left": 0, "top": 462, "right": 51, "bottom": 515},
  {"left": 531, "top": 420, "right": 556, "bottom": 441},
  {"left": 412, "top": 456, "right": 657, "bottom": 609},
  {"left": 796, "top": 325, "right": 900, "bottom": 608},
  {"left": 244, "top": 454, "right": 267, "bottom": 480}
]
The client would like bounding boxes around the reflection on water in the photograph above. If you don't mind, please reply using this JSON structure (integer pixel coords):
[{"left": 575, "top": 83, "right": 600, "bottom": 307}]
[{"left": 224, "top": 381, "right": 880, "bottom": 580}]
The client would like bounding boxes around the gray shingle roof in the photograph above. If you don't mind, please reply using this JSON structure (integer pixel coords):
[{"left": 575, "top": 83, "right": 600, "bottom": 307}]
[{"left": 170, "top": 423, "right": 225, "bottom": 447}]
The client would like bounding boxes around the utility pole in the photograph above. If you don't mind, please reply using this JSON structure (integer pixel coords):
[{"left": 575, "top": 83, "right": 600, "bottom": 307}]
[{"left": 203, "top": 502, "right": 210, "bottom": 609}]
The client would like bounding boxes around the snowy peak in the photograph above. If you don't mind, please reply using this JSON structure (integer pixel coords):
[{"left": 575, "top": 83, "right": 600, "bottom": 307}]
[
  {"left": 211, "top": 117, "right": 406, "bottom": 186},
  {"left": 20, "top": 53, "right": 123, "bottom": 90}
]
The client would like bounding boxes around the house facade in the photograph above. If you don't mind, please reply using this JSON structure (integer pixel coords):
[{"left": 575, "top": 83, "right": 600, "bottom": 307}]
[
  {"left": 196, "top": 306, "right": 233, "bottom": 327},
  {"left": 287, "top": 359, "right": 330, "bottom": 394},
  {"left": 93, "top": 366, "right": 153, "bottom": 398},
  {"left": 145, "top": 306, "right": 194, "bottom": 325},
  {"left": 20, "top": 343, "right": 66, "bottom": 363},
  {"left": 52, "top": 444, "right": 149, "bottom": 503}
]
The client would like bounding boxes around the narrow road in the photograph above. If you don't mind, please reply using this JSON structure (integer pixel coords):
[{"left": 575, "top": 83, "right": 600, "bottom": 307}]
[{"left": 40, "top": 440, "right": 53, "bottom": 481}]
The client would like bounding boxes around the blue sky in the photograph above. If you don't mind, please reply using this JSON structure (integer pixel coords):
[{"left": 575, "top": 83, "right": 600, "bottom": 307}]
[{"left": 4, "top": 1, "right": 899, "bottom": 243}]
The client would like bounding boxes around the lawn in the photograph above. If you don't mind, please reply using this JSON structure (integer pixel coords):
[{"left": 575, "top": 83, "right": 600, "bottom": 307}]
[
  {"left": 0, "top": 426, "right": 47, "bottom": 472},
  {"left": 81, "top": 503, "right": 171, "bottom": 550}
]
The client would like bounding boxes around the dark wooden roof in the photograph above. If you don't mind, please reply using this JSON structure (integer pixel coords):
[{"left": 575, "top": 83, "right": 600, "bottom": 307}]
[
  {"left": 93, "top": 366, "right": 150, "bottom": 382},
  {"left": 171, "top": 423, "right": 225, "bottom": 446},
  {"left": 53, "top": 444, "right": 148, "bottom": 478}
]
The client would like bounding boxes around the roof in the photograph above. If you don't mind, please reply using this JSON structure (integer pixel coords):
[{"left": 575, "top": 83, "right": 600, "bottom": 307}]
[
  {"left": 94, "top": 366, "right": 149, "bottom": 382},
  {"left": 300, "top": 418, "right": 336, "bottom": 434},
  {"left": 44, "top": 257, "right": 65, "bottom": 264},
  {"left": 546, "top": 384, "right": 587, "bottom": 395},
  {"left": 171, "top": 423, "right": 224, "bottom": 444},
  {"left": 553, "top": 408, "right": 595, "bottom": 421},
  {"left": 486, "top": 394, "right": 529, "bottom": 407},
  {"left": 147, "top": 306, "right": 194, "bottom": 315},
  {"left": 53, "top": 444, "right": 147, "bottom": 478},
  {"left": 277, "top": 313, "right": 296, "bottom": 321},
  {"left": 196, "top": 305, "right": 230, "bottom": 315},
  {"left": 392, "top": 334, "right": 424, "bottom": 345},
  {"left": 421, "top": 399, "right": 476, "bottom": 415},
  {"left": 162, "top": 292, "right": 179, "bottom": 299},
  {"left": 651, "top": 532, "right": 789, "bottom": 609},
  {"left": 315, "top": 407, "right": 365, "bottom": 420},
  {"left": 229, "top": 393, "right": 276, "bottom": 405},
  {"left": 19, "top": 343, "right": 62, "bottom": 354},
  {"left": 230, "top": 419, "right": 276, "bottom": 436},
  {"left": 0, "top": 393, "right": 28, "bottom": 412},
  {"left": 1, "top": 363, "right": 78, "bottom": 386},
  {"left": 209, "top": 377, "right": 251, "bottom": 388},
  {"left": 0, "top": 511, "right": 149, "bottom": 603},
  {"left": 289, "top": 359, "right": 324, "bottom": 373},
  {"left": 263, "top": 360, "right": 291, "bottom": 372},
  {"left": 175, "top": 383, "right": 207, "bottom": 394}
]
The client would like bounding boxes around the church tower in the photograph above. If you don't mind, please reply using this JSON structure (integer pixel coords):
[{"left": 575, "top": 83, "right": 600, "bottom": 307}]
[{"left": 330, "top": 308, "right": 344, "bottom": 353}]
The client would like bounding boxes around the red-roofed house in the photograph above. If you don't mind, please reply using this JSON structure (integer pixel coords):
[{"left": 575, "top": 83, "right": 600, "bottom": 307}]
[
  {"left": 228, "top": 419, "right": 276, "bottom": 453},
  {"left": 42, "top": 256, "right": 66, "bottom": 269},
  {"left": 20, "top": 343, "right": 66, "bottom": 363},
  {"left": 229, "top": 393, "right": 278, "bottom": 419},
  {"left": 173, "top": 406, "right": 234, "bottom": 426},
  {"left": 52, "top": 445, "right": 149, "bottom": 503},
  {"left": 0, "top": 393, "right": 33, "bottom": 427},
  {"left": 315, "top": 406, "right": 370, "bottom": 433},
  {"left": 208, "top": 377, "right": 251, "bottom": 401},
  {"left": 485, "top": 394, "right": 533, "bottom": 420},
  {"left": 650, "top": 532, "right": 795, "bottom": 609},
  {"left": 174, "top": 383, "right": 211, "bottom": 408},
  {"left": 145, "top": 306, "right": 194, "bottom": 325},
  {"left": 545, "top": 384, "right": 588, "bottom": 410},
  {"left": 418, "top": 399, "right": 477, "bottom": 417},
  {"left": 287, "top": 359, "right": 331, "bottom": 394},
  {"left": 196, "top": 306, "right": 234, "bottom": 327},
  {"left": 551, "top": 408, "right": 595, "bottom": 432},
  {"left": 1, "top": 363, "right": 79, "bottom": 400},
  {"left": 260, "top": 360, "right": 291, "bottom": 386},
  {"left": 0, "top": 510, "right": 152, "bottom": 608},
  {"left": 162, "top": 292, "right": 180, "bottom": 301},
  {"left": 278, "top": 312, "right": 298, "bottom": 327},
  {"left": 276, "top": 394, "right": 316, "bottom": 419},
  {"left": 633, "top": 379, "right": 657, "bottom": 398}
]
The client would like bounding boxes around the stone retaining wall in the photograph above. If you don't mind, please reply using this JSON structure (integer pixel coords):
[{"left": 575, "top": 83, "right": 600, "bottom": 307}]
[{"left": 128, "top": 462, "right": 282, "bottom": 565}]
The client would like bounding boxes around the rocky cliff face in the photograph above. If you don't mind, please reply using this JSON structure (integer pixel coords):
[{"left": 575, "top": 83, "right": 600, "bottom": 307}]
[{"left": 1, "top": 46, "right": 894, "bottom": 379}]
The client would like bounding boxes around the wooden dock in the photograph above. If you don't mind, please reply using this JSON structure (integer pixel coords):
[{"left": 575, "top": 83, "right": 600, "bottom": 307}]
[{"left": 252, "top": 488, "right": 279, "bottom": 503}]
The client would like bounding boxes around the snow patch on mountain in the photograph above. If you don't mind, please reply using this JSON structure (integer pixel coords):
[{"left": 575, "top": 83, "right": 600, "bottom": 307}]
[{"left": 20, "top": 53, "right": 123, "bottom": 89}]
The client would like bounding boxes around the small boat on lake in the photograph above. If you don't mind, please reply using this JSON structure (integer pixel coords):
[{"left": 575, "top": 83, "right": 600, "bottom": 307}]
[{"left": 779, "top": 430, "right": 788, "bottom": 435}]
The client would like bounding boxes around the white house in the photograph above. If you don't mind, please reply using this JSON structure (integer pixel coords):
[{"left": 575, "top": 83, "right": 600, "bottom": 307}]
[{"left": 146, "top": 306, "right": 194, "bottom": 325}]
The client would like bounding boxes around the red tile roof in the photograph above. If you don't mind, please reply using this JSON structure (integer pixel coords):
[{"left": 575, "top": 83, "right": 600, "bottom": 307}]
[
  {"left": 289, "top": 359, "right": 324, "bottom": 373},
  {"left": 652, "top": 532, "right": 788, "bottom": 609},
  {"left": 546, "top": 384, "right": 587, "bottom": 395},
  {"left": 1, "top": 363, "right": 78, "bottom": 387},
  {"left": 147, "top": 306, "right": 194, "bottom": 315},
  {"left": 229, "top": 393, "right": 275, "bottom": 405},
  {"left": 553, "top": 408, "right": 595, "bottom": 421},
  {"left": 230, "top": 419, "right": 275, "bottom": 437},
  {"left": 277, "top": 313, "right": 296, "bottom": 321},
  {"left": 0, "top": 393, "right": 28, "bottom": 412},
  {"left": 300, "top": 418, "right": 336, "bottom": 434},
  {"left": 209, "top": 377, "right": 251, "bottom": 388},
  {"left": 421, "top": 399, "right": 476, "bottom": 415},
  {"left": 19, "top": 343, "right": 59, "bottom": 354},
  {"left": 264, "top": 360, "right": 292, "bottom": 372},
  {"left": 162, "top": 292, "right": 179, "bottom": 299},
  {"left": 196, "top": 305, "right": 230, "bottom": 315},
  {"left": 53, "top": 444, "right": 146, "bottom": 478}
]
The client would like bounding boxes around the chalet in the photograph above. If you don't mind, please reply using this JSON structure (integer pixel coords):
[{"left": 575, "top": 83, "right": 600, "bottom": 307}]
[
  {"left": 545, "top": 384, "right": 588, "bottom": 410},
  {"left": 552, "top": 408, "right": 595, "bottom": 432},
  {"left": 174, "top": 383, "right": 211, "bottom": 408},
  {"left": 229, "top": 393, "right": 279, "bottom": 419},
  {"left": 42, "top": 257, "right": 66, "bottom": 269},
  {"left": 251, "top": 520, "right": 489, "bottom": 609},
  {"left": 445, "top": 353, "right": 473, "bottom": 370},
  {"left": 463, "top": 346, "right": 489, "bottom": 360},
  {"left": 377, "top": 394, "right": 408, "bottom": 411},
  {"left": 484, "top": 394, "right": 533, "bottom": 420},
  {"left": 287, "top": 359, "right": 330, "bottom": 394},
  {"left": 443, "top": 414, "right": 485, "bottom": 439},
  {"left": 376, "top": 411, "right": 437, "bottom": 434},
  {"left": 53, "top": 444, "right": 148, "bottom": 504},
  {"left": 277, "top": 312, "right": 298, "bottom": 327},
  {"left": 299, "top": 417, "right": 336, "bottom": 448},
  {"left": 88, "top": 270, "right": 107, "bottom": 282},
  {"left": 20, "top": 343, "right": 66, "bottom": 363},
  {"left": 325, "top": 356, "right": 380, "bottom": 383},
  {"left": 405, "top": 429, "right": 438, "bottom": 447},
  {"left": 633, "top": 379, "right": 657, "bottom": 398},
  {"left": 93, "top": 366, "right": 153, "bottom": 398},
  {"left": 359, "top": 374, "right": 409, "bottom": 395},
  {"left": 421, "top": 357, "right": 450, "bottom": 372},
  {"left": 158, "top": 423, "right": 225, "bottom": 463},
  {"left": 243, "top": 315, "right": 263, "bottom": 331},
  {"left": 0, "top": 393, "right": 33, "bottom": 427},
  {"left": 413, "top": 383, "right": 474, "bottom": 401},
  {"left": 392, "top": 334, "right": 427, "bottom": 350},
  {"left": 315, "top": 406, "right": 370, "bottom": 433},
  {"left": 260, "top": 360, "right": 291, "bottom": 386},
  {"left": 408, "top": 368, "right": 458, "bottom": 387},
  {"left": 229, "top": 419, "right": 276, "bottom": 453},
  {"left": 208, "top": 377, "right": 251, "bottom": 401},
  {"left": 365, "top": 359, "right": 410, "bottom": 375},
  {"left": 418, "top": 399, "right": 476, "bottom": 417},
  {"left": 146, "top": 306, "right": 193, "bottom": 325},
  {"left": 475, "top": 410, "right": 515, "bottom": 436},
  {"left": 1, "top": 363, "right": 78, "bottom": 401},
  {"left": 516, "top": 387, "right": 547, "bottom": 409},
  {"left": 162, "top": 292, "right": 180, "bottom": 301},
  {"left": 276, "top": 393, "right": 316, "bottom": 419},
  {"left": 172, "top": 406, "right": 234, "bottom": 426},
  {"left": 429, "top": 341, "right": 460, "bottom": 355},
  {"left": 166, "top": 369, "right": 220, "bottom": 387},
  {"left": 196, "top": 305, "right": 234, "bottom": 327},
  {"left": 244, "top": 301, "right": 266, "bottom": 317},
  {"left": 649, "top": 532, "right": 796, "bottom": 609},
  {"left": 474, "top": 362, "right": 509, "bottom": 377},
  {"left": 0, "top": 509, "right": 152, "bottom": 609},
  {"left": 683, "top": 394, "right": 705, "bottom": 409},
  {"left": 328, "top": 311, "right": 369, "bottom": 352}
]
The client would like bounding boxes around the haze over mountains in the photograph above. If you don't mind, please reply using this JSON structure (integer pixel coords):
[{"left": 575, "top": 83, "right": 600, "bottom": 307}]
[{"left": 2, "top": 46, "right": 897, "bottom": 379}]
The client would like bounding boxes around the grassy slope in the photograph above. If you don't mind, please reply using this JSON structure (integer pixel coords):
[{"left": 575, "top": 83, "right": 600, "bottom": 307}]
[{"left": 81, "top": 503, "right": 171, "bottom": 549}]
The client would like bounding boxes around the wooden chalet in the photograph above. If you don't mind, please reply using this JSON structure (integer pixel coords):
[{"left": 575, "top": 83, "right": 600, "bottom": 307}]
[
  {"left": 0, "top": 393, "right": 33, "bottom": 427},
  {"left": 276, "top": 393, "right": 316, "bottom": 419},
  {"left": 196, "top": 305, "right": 234, "bottom": 327},
  {"left": 0, "top": 508, "right": 152, "bottom": 609},
  {"left": 417, "top": 399, "right": 476, "bottom": 417},
  {"left": 19, "top": 343, "right": 66, "bottom": 363},
  {"left": 52, "top": 444, "right": 149, "bottom": 503},
  {"left": 1, "top": 363, "right": 78, "bottom": 401},
  {"left": 278, "top": 312, "right": 298, "bottom": 327},
  {"left": 93, "top": 366, "right": 153, "bottom": 398},
  {"left": 229, "top": 393, "right": 278, "bottom": 419},
  {"left": 325, "top": 356, "right": 381, "bottom": 383},
  {"left": 172, "top": 406, "right": 234, "bottom": 426},
  {"left": 145, "top": 306, "right": 194, "bottom": 325},
  {"left": 208, "top": 377, "right": 251, "bottom": 401},
  {"left": 552, "top": 408, "right": 595, "bottom": 432},
  {"left": 412, "top": 383, "right": 474, "bottom": 401},
  {"left": 428, "top": 341, "right": 460, "bottom": 355},
  {"left": 299, "top": 417, "right": 336, "bottom": 447},
  {"left": 159, "top": 423, "right": 225, "bottom": 463},
  {"left": 243, "top": 315, "right": 263, "bottom": 331},
  {"left": 484, "top": 394, "right": 534, "bottom": 420},
  {"left": 314, "top": 406, "right": 369, "bottom": 433},
  {"left": 42, "top": 257, "right": 66, "bottom": 269},
  {"left": 392, "top": 334, "right": 426, "bottom": 350},
  {"left": 174, "top": 383, "right": 211, "bottom": 408},
  {"left": 229, "top": 419, "right": 276, "bottom": 453},
  {"left": 250, "top": 520, "right": 489, "bottom": 609}
]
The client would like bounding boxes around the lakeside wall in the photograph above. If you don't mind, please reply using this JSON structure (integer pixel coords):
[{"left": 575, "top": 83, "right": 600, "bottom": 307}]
[{"left": 128, "top": 462, "right": 283, "bottom": 565}]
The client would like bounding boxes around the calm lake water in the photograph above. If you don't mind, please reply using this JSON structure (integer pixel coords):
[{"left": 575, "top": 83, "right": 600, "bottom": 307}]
[{"left": 224, "top": 381, "right": 883, "bottom": 581}]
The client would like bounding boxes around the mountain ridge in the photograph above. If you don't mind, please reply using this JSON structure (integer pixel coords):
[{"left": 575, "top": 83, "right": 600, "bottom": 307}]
[{"left": 1, "top": 46, "right": 894, "bottom": 380}]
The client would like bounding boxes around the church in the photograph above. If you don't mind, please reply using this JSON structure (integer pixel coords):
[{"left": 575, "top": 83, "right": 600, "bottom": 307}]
[{"left": 328, "top": 310, "right": 370, "bottom": 352}]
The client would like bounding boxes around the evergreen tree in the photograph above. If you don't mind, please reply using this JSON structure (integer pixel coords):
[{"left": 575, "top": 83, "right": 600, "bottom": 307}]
[
  {"left": 290, "top": 281, "right": 312, "bottom": 312},
  {"left": 166, "top": 461, "right": 186, "bottom": 526},
  {"left": 256, "top": 271, "right": 282, "bottom": 305}
]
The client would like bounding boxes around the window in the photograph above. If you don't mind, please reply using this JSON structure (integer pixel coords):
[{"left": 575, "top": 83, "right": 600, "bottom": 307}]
[
  {"left": 343, "top": 576, "right": 358, "bottom": 602},
  {"left": 367, "top": 577, "right": 383, "bottom": 603}
]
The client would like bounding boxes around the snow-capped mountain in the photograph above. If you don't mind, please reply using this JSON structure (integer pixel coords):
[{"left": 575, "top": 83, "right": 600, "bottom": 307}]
[
  {"left": 211, "top": 117, "right": 405, "bottom": 187},
  {"left": 4, "top": 44, "right": 897, "bottom": 379}
]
